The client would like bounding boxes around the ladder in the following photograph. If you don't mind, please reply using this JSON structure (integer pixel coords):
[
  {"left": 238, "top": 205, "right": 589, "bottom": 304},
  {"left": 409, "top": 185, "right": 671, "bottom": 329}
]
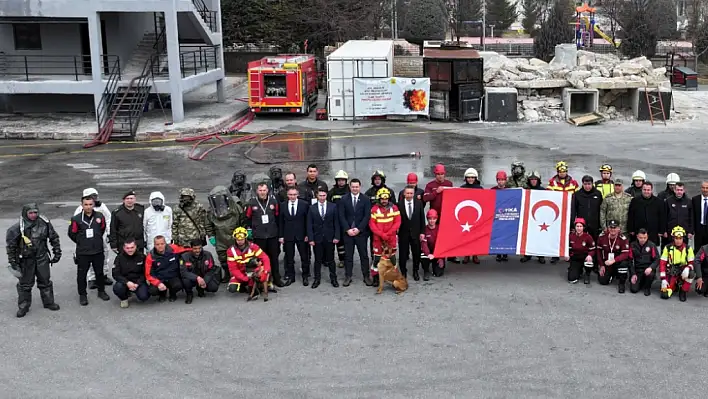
[{"left": 645, "top": 86, "right": 667, "bottom": 126}]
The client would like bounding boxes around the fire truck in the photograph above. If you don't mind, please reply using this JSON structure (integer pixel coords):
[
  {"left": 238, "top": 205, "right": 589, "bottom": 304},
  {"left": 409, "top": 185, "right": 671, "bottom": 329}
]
[{"left": 247, "top": 54, "right": 318, "bottom": 115}]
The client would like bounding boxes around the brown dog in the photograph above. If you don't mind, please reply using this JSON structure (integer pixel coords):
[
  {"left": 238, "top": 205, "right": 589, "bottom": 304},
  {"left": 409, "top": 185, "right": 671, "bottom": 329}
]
[{"left": 376, "top": 244, "right": 408, "bottom": 294}]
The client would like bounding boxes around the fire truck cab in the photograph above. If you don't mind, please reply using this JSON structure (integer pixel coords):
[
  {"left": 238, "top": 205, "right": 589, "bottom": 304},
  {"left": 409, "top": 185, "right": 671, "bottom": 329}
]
[{"left": 247, "top": 54, "right": 318, "bottom": 115}]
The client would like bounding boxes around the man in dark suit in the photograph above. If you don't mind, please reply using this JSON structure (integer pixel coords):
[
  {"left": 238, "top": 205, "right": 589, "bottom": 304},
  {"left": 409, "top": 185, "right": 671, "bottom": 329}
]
[
  {"left": 692, "top": 181, "right": 708, "bottom": 250},
  {"left": 279, "top": 187, "right": 310, "bottom": 286},
  {"left": 338, "top": 178, "right": 372, "bottom": 287},
  {"left": 307, "top": 188, "right": 341, "bottom": 288},
  {"left": 398, "top": 185, "right": 427, "bottom": 280}
]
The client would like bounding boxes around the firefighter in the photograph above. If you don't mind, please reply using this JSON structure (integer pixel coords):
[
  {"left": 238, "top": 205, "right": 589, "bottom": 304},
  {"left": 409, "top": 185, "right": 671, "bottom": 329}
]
[
  {"left": 492, "top": 171, "right": 509, "bottom": 262},
  {"left": 625, "top": 170, "right": 646, "bottom": 198},
  {"left": 398, "top": 173, "right": 424, "bottom": 202},
  {"left": 595, "top": 164, "right": 614, "bottom": 198},
  {"left": 520, "top": 170, "right": 546, "bottom": 264},
  {"left": 506, "top": 161, "right": 527, "bottom": 188},
  {"left": 226, "top": 227, "right": 272, "bottom": 302},
  {"left": 659, "top": 226, "right": 695, "bottom": 302},
  {"left": 565, "top": 218, "right": 595, "bottom": 284},
  {"left": 547, "top": 161, "right": 579, "bottom": 192},
  {"left": 328, "top": 170, "right": 350, "bottom": 268},
  {"left": 596, "top": 219, "right": 631, "bottom": 293},
  {"left": 368, "top": 187, "right": 401, "bottom": 286},
  {"left": 460, "top": 168, "right": 482, "bottom": 189},
  {"left": 365, "top": 170, "right": 389, "bottom": 204},
  {"left": 658, "top": 173, "right": 680, "bottom": 201}
]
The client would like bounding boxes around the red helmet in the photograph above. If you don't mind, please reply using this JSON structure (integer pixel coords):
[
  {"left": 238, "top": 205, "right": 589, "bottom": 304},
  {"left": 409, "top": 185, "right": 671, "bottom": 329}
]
[
  {"left": 496, "top": 170, "right": 508, "bottom": 180},
  {"left": 574, "top": 217, "right": 586, "bottom": 226},
  {"left": 433, "top": 164, "right": 446, "bottom": 175},
  {"left": 426, "top": 209, "right": 438, "bottom": 219},
  {"left": 406, "top": 172, "right": 418, "bottom": 184}
]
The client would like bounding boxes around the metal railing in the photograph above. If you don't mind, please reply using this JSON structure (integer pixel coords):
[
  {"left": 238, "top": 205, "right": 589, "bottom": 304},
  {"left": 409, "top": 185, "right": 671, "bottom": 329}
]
[
  {"left": 179, "top": 45, "right": 220, "bottom": 78},
  {"left": 192, "top": 0, "right": 218, "bottom": 32},
  {"left": 96, "top": 56, "right": 123, "bottom": 133},
  {"left": 0, "top": 54, "right": 120, "bottom": 81}
]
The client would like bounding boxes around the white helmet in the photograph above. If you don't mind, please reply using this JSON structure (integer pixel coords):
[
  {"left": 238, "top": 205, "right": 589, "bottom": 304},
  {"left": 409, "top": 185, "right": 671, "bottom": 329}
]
[
  {"left": 464, "top": 168, "right": 479, "bottom": 178},
  {"left": 82, "top": 188, "right": 98, "bottom": 198},
  {"left": 666, "top": 173, "right": 680, "bottom": 184},
  {"left": 334, "top": 170, "right": 348, "bottom": 180},
  {"left": 631, "top": 170, "right": 646, "bottom": 181}
]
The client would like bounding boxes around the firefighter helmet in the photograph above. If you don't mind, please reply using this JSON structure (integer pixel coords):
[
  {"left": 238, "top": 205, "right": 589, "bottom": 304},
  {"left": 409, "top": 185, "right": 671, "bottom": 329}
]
[
  {"left": 632, "top": 170, "right": 646, "bottom": 181},
  {"left": 464, "top": 168, "right": 478, "bottom": 178},
  {"left": 334, "top": 170, "right": 348, "bottom": 180},
  {"left": 671, "top": 226, "right": 686, "bottom": 238},
  {"left": 376, "top": 187, "right": 392, "bottom": 200},
  {"left": 666, "top": 173, "right": 680, "bottom": 184},
  {"left": 496, "top": 170, "right": 508, "bottom": 180},
  {"left": 599, "top": 164, "right": 613, "bottom": 172},
  {"left": 555, "top": 161, "right": 568, "bottom": 172},
  {"left": 232, "top": 227, "right": 248, "bottom": 240},
  {"left": 529, "top": 170, "right": 541, "bottom": 180}
]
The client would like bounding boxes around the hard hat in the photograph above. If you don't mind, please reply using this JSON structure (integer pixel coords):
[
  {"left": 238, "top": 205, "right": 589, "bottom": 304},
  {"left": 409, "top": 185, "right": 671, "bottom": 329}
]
[
  {"left": 555, "top": 161, "right": 568, "bottom": 172},
  {"left": 666, "top": 173, "right": 680, "bottom": 184},
  {"left": 334, "top": 170, "right": 348, "bottom": 180},
  {"left": 574, "top": 217, "right": 586, "bottom": 226},
  {"left": 82, "top": 188, "right": 98, "bottom": 197},
  {"left": 599, "top": 164, "right": 613, "bottom": 172},
  {"left": 496, "top": 170, "right": 508, "bottom": 180},
  {"left": 528, "top": 170, "right": 541, "bottom": 179},
  {"left": 376, "top": 187, "right": 392, "bottom": 200},
  {"left": 232, "top": 227, "right": 248, "bottom": 239},
  {"left": 406, "top": 173, "right": 418, "bottom": 184},
  {"left": 372, "top": 170, "right": 385, "bottom": 178},
  {"left": 426, "top": 209, "right": 438, "bottom": 219},
  {"left": 671, "top": 226, "right": 686, "bottom": 237},
  {"left": 464, "top": 168, "right": 479, "bottom": 178},
  {"left": 632, "top": 170, "right": 646, "bottom": 181},
  {"left": 433, "top": 164, "right": 446, "bottom": 175}
]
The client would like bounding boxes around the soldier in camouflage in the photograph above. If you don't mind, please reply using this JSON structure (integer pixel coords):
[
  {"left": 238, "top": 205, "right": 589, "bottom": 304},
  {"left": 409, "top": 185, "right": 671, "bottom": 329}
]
[
  {"left": 506, "top": 161, "right": 528, "bottom": 188},
  {"left": 172, "top": 188, "right": 208, "bottom": 247},
  {"left": 205, "top": 186, "right": 246, "bottom": 283},
  {"left": 600, "top": 178, "right": 633, "bottom": 235}
]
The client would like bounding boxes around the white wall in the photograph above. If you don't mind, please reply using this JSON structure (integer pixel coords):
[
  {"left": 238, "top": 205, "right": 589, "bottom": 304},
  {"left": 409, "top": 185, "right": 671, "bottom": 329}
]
[
  {"left": 0, "top": 23, "right": 83, "bottom": 76},
  {"left": 0, "top": 0, "right": 195, "bottom": 17}
]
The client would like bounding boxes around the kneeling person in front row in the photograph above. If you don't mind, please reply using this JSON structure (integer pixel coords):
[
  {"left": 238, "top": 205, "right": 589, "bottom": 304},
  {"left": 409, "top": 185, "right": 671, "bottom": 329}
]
[
  {"left": 112, "top": 238, "right": 151, "bottom": 308},
  {"left": 659, "top": 226, "right": 695, "bottom": 302},
  {"left": 227, "top": 227, "right": 272, "bottom": 301},
  {"left": 596, "top": 219, "right": 631, "bottom": 293},
  {"left": 629, "top": 229, "right": 659, "bottom": 296},
  {"left": 146, "top": 235, "right": 189, "bottom": 302},
  {"left": 180, "top": 239, "right": 220, "bottom": 304}
]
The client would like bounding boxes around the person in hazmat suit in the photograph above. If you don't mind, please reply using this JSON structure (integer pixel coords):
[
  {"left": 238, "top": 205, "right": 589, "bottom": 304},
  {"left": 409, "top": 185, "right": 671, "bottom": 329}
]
[{"left": 205, "top": 186, "right": 245, "bottom": 284}]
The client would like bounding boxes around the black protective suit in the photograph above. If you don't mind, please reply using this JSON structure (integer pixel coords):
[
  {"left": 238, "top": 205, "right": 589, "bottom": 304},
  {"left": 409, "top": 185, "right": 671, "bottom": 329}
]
[
  {"left": 6, "top": 204, "right": 62, "bottom": 313},
  {"left": 268, "top": 167, "right": 287, "bottom": 201},
  {"left": 229, "top": 172, "right": 251, "bottom": 205}
]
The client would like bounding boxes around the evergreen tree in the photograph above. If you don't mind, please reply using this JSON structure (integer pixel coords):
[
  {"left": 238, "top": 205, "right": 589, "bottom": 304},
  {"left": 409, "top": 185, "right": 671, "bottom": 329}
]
[
  {"left": 521, "top": 0, "right": 540, "bottom": 37},
  {"left": 533, "top": 0, "right": 574, "bottom": 61},
  {"left": 486, "top": 0, "right": 518, "bottom": 36},
  {"left": 401, "top": 0, "right": 448, "bottom": 50}
]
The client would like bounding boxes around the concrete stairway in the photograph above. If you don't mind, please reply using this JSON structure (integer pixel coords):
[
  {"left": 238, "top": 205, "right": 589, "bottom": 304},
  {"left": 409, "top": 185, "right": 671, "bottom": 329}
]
[{"left": 122, "top": 31, "right": 168, "bottom": 80}]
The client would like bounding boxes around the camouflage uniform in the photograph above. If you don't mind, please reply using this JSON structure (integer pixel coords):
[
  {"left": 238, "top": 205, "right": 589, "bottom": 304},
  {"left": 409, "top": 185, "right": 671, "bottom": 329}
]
[
  {"left": 506, "top": 161, "right": 528, "bottom": 188},
  {"left": 205, "top": 185, "right": 246, "bottom": 282},
  {"left": 172, "top": 188, "right": 208, "bottom": 247},
  {"left": 600, "top": 192, "right": 633, "bottom": 233}
]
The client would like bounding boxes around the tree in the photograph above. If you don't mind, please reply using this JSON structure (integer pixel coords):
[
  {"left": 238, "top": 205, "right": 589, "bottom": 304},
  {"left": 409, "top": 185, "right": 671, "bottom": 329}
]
[
  {"left": 615, "top": 0, "right": 677, "bottom": 58},
  {"left": 400, "top": 0, "right": 448, "bottom": 51},
  {"left": 521, "top": 0, "right": 540, "bottom": 37},
  {"left": 533, "top": 0, "right": 574, "bottom": 61},
  {"left": 598, "top": 0, "right": 621, "bottom": 45},
  {"left": 487, "top": 0, "right": 518, "bottom": 36},
  {"left": 449, "top": 0, "right": 483, "bottom": 41},
  {"left": 221, "top": 0, "right": 275, "bottom": 45}
]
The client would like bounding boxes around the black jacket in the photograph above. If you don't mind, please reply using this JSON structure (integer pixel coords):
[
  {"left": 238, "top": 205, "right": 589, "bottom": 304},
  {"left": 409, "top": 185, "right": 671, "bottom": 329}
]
[
  {"left": 277, "top": 185, "right": 307, "bottom": 203},
  {"left": 460, "top": 182, "right": 483, "bottom": 189},
  {"left": 328, "top": 184, "right": 350, "bottom": 204},
  {"left": 630, "top": 240, "right": 660, "bottom": 275},
  {"left": 572, "top": 188, "right": 604, "bottom": 232},
  {"left": 300, "top": 178, "right": 329, "bottom": 203},
  {"left": 109, "top": 204, "right": 145, "bottom": 250},
  {"left": 692, "top": 194, "right": 708, "bottom": 231},
  {"left": 6, "top": 205, "right": 61, "bottom": 265},
  {"left": 398, "top": 198, "right": 425, "bottom": 238},
  {"left": 245, "top": 195, "right": 279, "bottom": 239},
  {"left": 397, "top": 186, "right": 424, "bottom": 203},
  {"left": 665, "top": 195, "right": 693, "bottom": 234},
  {"left": 279, "top": 199, "right": 309, "bottom": 241},
  {"left": 365, "top": 184, "right": 389, "bottom": 204},
  {"left": 307, "top": 202, "right": 340, "bottom": 243},
  {"left": 338, "top": 193, "right": 371, "bottom": 236},
  {"left": 180, "top": 249, "right": 219, "bottom": 281},
  {"left": 625, "top": 185, "right": 643, "bottom": 198},
  {"left": 112, "top": 251, "right": 146, "bottom": 284},
  {"left": 627, "top": 195, "right": 666, "bottom": 238},
  {"left": 68, "top": 211, "right": 107, "bottom": 256}
]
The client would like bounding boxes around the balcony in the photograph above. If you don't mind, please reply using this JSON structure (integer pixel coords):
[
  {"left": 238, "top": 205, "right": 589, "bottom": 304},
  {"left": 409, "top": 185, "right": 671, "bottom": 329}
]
[
  {"left": 149, "top": 45, "right": 220, "bottom": 78},
  {"left": 0, "top": 54, "right": 121, "bottom": 82}
]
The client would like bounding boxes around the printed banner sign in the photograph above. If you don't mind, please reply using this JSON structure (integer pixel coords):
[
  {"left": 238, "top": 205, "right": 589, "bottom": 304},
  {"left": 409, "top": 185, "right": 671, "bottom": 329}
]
[{"left": 353, "top": 77, "right": 430, "bottom": 116}]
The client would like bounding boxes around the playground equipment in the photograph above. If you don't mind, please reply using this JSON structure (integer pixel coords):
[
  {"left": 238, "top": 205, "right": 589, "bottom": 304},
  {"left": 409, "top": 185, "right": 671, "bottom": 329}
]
[{"left": 573, "top": 3, "right": 618, "bottom": 49}]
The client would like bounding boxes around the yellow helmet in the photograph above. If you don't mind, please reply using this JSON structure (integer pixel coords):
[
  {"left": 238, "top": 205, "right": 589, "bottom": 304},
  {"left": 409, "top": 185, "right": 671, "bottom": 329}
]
[
  {"left": 671, "top": 226, "right": 686, "bottom": 238},
  {"left": 232, "top": 227, "right": 248, "bottom": 240},
  {"left": 599, "top": 164, "right": 612, "bottom": 172},
  {"left": 376, "top": 187, "right": 392, "bottom": 200},
  {"left": 555, "top": 161, "right": 568, "bottom": 172}
]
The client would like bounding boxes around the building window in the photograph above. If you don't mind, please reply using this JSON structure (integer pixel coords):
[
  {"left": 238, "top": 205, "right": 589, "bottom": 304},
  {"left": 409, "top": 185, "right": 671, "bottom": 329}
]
[{"left": 13, "top": 24, "right": 42, "bottom": 50}]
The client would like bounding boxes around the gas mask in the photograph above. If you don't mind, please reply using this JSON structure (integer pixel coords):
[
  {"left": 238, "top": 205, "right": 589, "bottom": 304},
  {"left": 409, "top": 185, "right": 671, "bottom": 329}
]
[
  {"left": 179, "top": 195, "right": 193, "bottom": 207},
  {"left": 512, "top": 166, "right": 525, "bottom": 177},
  {"left": 209, "top": 193, "right": 231, "bottom": 219},
  {"left": 90, "top": 194, "right": 102, "bottom": 207},
  {"left": 269, "top": 167, "right": 283, "bottom": 182},
  {"left": 151, "top": 198, "right": 165, "bottom": 212},
  {"left": 230, "top": 173, "right": 247, "bottom": 194}
]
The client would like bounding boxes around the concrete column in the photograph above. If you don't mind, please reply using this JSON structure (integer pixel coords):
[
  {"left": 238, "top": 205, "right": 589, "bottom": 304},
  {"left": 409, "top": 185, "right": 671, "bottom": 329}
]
[
  {"left": 216, "top": 79, "right": 225, "bottom": 103},
  {"left": 165, "top": 7, "right": 184, "bottom": 123},
  {"left": 88, "top": 12, "right": 104, "bottom": 123}
]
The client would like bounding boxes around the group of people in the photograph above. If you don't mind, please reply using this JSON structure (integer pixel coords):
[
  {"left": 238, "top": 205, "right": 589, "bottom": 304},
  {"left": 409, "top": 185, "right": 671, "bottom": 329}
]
[{"left": 6, "top": 160, "right": 707, "bottom": 318}]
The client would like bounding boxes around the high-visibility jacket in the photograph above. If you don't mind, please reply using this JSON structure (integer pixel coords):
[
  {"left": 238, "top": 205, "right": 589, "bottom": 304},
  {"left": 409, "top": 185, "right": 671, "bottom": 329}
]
[
  {"left": 594, "top": 179, "right": 614, "bottom": 198},
  {"left": 369, "top": 203, "right": 401, "bottom": 239},
  {"left": 547, "top": 175, "right": 579, "bottom": 192},
  {"left": 226, "top": 242, "right": 271, "bottom": 284},
  {"left": 659, "top": 244, "right": 694, "bottom": 279}
]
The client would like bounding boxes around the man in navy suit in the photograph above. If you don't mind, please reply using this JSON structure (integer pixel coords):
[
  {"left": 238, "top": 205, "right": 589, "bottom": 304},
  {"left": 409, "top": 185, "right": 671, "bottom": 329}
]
[
  {"left": 279, "top": 187, "right": 310, "bottom": 286},
  {"left": 307, "top": 188, "right": 341, "bottom": 288},
  {"left": 338, "top": 178, "right": 372, "bottom": 287}
]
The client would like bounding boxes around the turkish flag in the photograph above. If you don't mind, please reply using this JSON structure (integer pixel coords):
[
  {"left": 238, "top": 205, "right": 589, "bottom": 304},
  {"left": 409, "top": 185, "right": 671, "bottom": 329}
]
[{"left": 434, "top": 188, "right": 496, "bottom": 257}]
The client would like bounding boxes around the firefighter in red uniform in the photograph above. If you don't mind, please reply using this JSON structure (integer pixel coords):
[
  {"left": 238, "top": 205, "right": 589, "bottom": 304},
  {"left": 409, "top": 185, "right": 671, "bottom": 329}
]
[
  {"left": 658, "top": 226, "right": 695, "bottom": 302},
  {"left": 596, "top": 219, "right": 632, "bottom": 293},
  {"left": 565, "top": 217, "right": 595, "bottom": 284},
  {"left": 227, "top": 227, "right": 272, "bottom": 301},
  {"left": 369, "top": 187, "right": 401, "bottom": 286},
  {"left": 548, "top": 161, "right": 579, "bottom": 263}
]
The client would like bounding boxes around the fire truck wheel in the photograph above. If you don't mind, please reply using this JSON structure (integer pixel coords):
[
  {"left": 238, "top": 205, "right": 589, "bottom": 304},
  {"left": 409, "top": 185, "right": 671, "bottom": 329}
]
[{"left": 303, "top": 100, "right": 310, "bottom": 116}]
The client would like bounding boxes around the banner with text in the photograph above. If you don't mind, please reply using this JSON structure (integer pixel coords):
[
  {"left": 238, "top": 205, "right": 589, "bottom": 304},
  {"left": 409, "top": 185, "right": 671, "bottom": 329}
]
[{"left": 353, "top": 77, "right": 431, "bottom": 116}]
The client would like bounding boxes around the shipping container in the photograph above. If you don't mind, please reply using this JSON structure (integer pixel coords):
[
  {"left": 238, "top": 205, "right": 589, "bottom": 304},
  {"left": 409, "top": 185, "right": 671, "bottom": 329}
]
[
  {"left": 327, "top": 40, "right": 394, "bottom": 120},
  {"left": 424, "top": 61, "right": 452, "bottom": 91},
  {"left": 247, "top": 54, "right": 318, "bottom": 115}
]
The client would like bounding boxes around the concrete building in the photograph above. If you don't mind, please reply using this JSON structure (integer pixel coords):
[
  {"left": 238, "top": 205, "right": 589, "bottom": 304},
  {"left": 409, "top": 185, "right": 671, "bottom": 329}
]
[{"left": 0, "top": 0, "right": 225, "bottom": 138}]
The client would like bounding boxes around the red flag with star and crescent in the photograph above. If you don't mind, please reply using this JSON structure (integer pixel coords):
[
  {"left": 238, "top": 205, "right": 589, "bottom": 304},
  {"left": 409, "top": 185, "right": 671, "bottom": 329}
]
[{"left": 433, "top": 188, "right": 571, "bottom": 258}]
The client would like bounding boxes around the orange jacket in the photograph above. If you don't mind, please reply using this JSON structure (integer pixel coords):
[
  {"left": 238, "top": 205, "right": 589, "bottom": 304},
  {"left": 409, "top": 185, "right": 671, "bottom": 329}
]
[
  {"left": 145, "top": 244, "right": 190, "bottom": 286},
  {"left": 226, "top": 242, "right": 271, "bottom": 283},
  {"left": 547, "top": 175, "right": 579, "bottom": 192},
  {"left": 369, "top": 204, "right": 401, "bottom": 239}
]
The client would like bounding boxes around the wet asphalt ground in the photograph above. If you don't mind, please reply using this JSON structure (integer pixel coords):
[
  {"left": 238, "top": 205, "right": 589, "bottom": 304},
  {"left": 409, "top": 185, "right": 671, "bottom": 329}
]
[{"left": 1, "top": 119, "right": 708, "bottom": 398}]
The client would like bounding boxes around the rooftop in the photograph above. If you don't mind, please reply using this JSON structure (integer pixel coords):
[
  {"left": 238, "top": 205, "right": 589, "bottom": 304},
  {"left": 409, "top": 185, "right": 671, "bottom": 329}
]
[{"left": 327, "top": 40, "right": 393, "bottom": 60}]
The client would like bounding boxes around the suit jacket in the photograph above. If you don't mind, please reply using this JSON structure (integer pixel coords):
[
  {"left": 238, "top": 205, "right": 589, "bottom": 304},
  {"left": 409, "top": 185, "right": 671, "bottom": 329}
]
[
  {"left": 279, "top": 199, "right": 309, "bottom": 241},
  {"left": 338, "top": 193, "right": 371, "bottom": 236},
  {"left": 307, "top": 202, "right": 340, "bottom": 243},
  {"left": 692, "top": 194, "right": 708, "bottom": 230},
  {"left": 398, "top": 198, "right": 425, "bottom": 238}
]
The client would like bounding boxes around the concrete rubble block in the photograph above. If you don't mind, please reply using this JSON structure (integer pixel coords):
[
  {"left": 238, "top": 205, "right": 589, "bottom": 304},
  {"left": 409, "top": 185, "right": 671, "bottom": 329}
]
[
  {"left": 529, "top": 58, "right": 549, "bottom": 68},
  {"left": 550, "top": 44, "right": 578, "bottom": 68},
  {"left": 567, "top": 70, "right": 592, "bottom": 89},
  {"left": 629, "top": 56, "right": 654, "bottom": 72},
  {"left": 512, "top": 79, "right": 570, "bottom": 89},
  {"left": 522, "top": 100, "right": 546, "bottom": 110},
  {"left": 562, "top": 88, "right": 599, "bottom": 120},
  {"left": 523, "top": 108, "right": 540, "bottom": 122},
  {"left": 612, "top": 61, "right": 644, "bottom": 76},
  {"left": 584, "top": 76, "right": 647, "bottom": 90}
]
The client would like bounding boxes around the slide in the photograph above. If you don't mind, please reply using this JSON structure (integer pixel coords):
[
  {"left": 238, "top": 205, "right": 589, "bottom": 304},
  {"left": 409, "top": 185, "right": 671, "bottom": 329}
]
[{"left": 593, "top": 25, "right": 618, "bottom": 47}]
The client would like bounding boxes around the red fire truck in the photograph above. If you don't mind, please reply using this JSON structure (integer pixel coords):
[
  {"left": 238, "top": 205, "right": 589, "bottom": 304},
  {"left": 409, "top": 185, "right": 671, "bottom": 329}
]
[{"left": 247, "top": 54, "right": 318, "bottom": 115}]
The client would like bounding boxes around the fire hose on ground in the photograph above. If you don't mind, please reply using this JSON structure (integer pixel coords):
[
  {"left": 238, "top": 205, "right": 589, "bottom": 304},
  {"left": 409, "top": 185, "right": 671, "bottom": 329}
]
[{"left": 174, "top": 112, "right": 256, "bottom": 160}]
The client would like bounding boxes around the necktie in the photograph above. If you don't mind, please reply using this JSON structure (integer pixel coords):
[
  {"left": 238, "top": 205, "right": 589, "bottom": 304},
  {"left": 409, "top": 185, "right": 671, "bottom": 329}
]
[
  {"left": 408, "top": 202, "right": 413, "bottom": 219},
  {"left": 353, "top": 196, "right": 358, "bottom": 208},
  {"left": 321, "top": 204, "right": 325, "bottom": 219},
  {"left": 703, "top": 198, "right": 707, "bottom": 225},
  {"left": 291, "top": 203, "right": 295, "bottom": 216}
]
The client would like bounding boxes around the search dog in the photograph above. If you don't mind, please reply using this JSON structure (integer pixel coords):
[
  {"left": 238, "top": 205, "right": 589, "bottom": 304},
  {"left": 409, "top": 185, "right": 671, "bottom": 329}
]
[{"left": 376, "top": 244, "right": 408, "bottom": 295}]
